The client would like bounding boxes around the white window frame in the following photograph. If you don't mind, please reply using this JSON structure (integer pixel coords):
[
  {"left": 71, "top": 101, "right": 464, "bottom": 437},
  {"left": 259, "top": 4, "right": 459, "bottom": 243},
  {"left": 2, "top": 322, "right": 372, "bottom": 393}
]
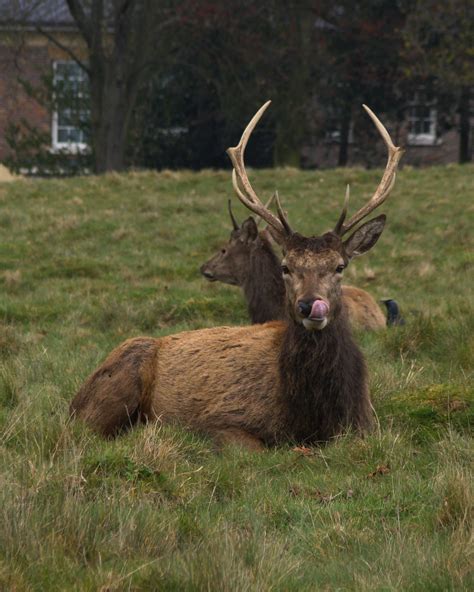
[
  {"left": 51, "top": 60, "right": 89, "bottom": 153},
  {"left": 407, "top": 92, "right": 439, "bottom": 146}
]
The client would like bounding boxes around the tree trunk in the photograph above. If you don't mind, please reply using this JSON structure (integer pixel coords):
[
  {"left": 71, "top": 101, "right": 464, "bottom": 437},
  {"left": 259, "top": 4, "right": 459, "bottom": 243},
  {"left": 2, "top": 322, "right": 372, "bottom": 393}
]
[
  {"left": 90, "top": 61, "right": 138, "bottom": 174},
  {"left": 459, "top": 85, "right": 471, "bottom": 164}
]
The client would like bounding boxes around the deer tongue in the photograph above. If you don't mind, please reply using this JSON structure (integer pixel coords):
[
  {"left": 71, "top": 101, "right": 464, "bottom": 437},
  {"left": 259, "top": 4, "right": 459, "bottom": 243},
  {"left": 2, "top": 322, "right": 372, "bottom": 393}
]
[{"left": 309, "top": 299, "right": 329, "bottom": 320}]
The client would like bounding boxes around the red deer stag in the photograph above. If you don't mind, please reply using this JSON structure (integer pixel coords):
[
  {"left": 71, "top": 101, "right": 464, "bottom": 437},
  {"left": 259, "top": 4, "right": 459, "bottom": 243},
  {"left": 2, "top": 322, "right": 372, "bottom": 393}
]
[
  {"left": 70, "top": 102, "right": 403, "bottom": 448},
  {"left": 200, "top": 194, "right": 390, "bottom": 330}
]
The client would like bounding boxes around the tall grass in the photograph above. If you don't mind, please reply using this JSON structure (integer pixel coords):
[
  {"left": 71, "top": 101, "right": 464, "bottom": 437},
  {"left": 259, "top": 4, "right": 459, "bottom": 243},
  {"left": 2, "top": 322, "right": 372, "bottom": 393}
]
[{"left": 0, "top": 165, "right": 472, "bottom": 590}]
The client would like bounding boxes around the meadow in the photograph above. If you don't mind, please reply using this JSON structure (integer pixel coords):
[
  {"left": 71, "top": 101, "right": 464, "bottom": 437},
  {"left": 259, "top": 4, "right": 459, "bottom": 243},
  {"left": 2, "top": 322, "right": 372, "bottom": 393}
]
[{"left": 0, "top": 164, "right": 472, "bottom": 591}]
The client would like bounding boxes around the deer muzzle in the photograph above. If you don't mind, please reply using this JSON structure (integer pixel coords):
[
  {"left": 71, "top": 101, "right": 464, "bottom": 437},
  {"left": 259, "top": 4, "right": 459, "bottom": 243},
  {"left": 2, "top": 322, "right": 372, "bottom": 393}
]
[
  {"left": 200, "top": 264, "right": 216, "bottom": 282},
  {"left": 299, "top": 298, "right": 330, "bottom": 331}
]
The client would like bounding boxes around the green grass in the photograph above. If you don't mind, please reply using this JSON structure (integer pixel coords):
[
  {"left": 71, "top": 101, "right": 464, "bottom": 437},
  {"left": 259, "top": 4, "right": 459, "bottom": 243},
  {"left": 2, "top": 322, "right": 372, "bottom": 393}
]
[{"left": 0, "top": 165, "right": 473, "bottom": 591}]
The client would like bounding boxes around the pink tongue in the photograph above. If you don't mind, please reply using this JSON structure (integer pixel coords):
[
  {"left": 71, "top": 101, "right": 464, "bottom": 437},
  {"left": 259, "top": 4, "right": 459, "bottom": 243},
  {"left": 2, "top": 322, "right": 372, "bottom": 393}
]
[{"left": 310, "top": 299, "right": 329, "bottom": 319}]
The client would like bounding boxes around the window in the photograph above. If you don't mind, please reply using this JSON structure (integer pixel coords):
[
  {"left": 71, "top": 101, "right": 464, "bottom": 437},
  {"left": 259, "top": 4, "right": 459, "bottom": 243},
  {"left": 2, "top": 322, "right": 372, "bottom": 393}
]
[
  {"left": 52, "top": 61, "right": 90, "bottom": 152},
  {"left": 407, "top": 91, "right": 438, "bottom": 146}
]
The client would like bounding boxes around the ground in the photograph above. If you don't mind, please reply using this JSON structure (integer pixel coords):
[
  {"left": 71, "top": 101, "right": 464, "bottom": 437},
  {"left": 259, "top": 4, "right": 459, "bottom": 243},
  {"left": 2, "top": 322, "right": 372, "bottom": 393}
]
[{"left": 0, "top": 165, "right": 472, "bottom": 591}]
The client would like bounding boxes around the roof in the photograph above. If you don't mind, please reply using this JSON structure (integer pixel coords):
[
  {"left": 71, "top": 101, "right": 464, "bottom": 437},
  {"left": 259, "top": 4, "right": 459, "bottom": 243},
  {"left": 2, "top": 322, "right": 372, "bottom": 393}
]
[{"left": 0, "top": 0, "right": 75, "bottom": 27}]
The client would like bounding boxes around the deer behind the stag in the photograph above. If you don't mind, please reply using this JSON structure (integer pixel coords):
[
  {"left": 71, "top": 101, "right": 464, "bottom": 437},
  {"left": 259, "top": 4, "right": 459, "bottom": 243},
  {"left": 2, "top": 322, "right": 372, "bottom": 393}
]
[{"left": 70, "top": 102, "right": 403, "bottom": 448}]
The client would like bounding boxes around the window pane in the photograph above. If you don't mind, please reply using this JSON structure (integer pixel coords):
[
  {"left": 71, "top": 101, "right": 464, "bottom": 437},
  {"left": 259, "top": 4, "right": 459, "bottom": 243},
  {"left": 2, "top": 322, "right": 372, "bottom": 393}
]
[
  {"left": 58, "top": 108, "right": 73, "bottom": 126},
  {"left": 57, "top": 128, "right": 69, "bottom": 143},
  {"left": 53, "top": 61, "right": 90, "bottom": 147},
  {"left": 68, "top": 128, "right": 80, "bottom": 143}
]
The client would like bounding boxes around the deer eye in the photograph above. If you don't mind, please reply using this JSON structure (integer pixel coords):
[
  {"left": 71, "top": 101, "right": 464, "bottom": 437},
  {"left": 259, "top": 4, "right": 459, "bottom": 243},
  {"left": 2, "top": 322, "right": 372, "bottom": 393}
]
[
  {"left": 221, "top": 249, "right": 227, "bottom": 255},
  {"left": 335, "top": 264, "right": 345, "bottom": 274},
  {"left": 281, "top": 265, "right": 290, "bottom": 275}
]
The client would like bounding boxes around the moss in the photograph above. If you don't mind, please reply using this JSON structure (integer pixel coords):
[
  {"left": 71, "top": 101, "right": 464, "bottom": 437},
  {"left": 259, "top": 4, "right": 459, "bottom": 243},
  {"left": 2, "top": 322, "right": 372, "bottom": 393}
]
[{"left": 380, "top": 383, "right": 473, "bottom": 436}]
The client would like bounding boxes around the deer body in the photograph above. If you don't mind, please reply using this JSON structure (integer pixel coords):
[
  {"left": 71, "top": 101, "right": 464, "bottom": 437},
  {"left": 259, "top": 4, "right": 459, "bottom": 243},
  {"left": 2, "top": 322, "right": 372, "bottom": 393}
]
[
  {"left": 342, "top": 285, "right": 386, "bottom": 330},
  {"left": 71, "top": 102, "right": 403, "bottom": 448},
  {"left": 71, "top": 304, "right": 370, "bottom": 445}
]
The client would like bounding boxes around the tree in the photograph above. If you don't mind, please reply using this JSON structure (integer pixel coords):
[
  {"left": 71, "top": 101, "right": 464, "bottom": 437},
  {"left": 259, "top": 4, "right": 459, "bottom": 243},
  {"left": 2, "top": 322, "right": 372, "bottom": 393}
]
[
  {"left": 402, "top": 0, "right": 474, "bottom": 163},
  {"left": 131, "top": 0, "right": 328, "bottom": 169},
  {"left": 60, "top": 0, "right": 178, "bottom": 173},
  {"left": 317, "top": 1, "right": 407, "bottom": 167}
]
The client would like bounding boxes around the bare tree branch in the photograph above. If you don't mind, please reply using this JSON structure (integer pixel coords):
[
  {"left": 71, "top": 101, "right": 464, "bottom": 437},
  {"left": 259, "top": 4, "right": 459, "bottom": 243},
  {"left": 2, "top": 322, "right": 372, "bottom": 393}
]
[
  {"left": 36, "top": 26, "right": 91, "bottom": 74},
  {"left": 65, "top": 0, "right": 92, "bottom": 46}
]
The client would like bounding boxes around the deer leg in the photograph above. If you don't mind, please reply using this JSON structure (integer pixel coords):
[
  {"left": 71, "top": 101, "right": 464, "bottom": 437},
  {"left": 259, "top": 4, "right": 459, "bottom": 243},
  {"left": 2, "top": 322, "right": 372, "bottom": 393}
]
[{"left": 212, "top": 428, "right": 265, "bottom": 451}]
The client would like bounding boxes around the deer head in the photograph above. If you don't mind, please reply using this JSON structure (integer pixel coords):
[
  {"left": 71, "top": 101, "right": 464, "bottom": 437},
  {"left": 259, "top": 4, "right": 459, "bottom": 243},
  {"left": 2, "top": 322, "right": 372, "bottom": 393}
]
[
  {"left": 227, "top": 102, "right": 403, "bottom": 331},
  {"left": 200, "top": 195, "right": 276, "bottom": 286}
]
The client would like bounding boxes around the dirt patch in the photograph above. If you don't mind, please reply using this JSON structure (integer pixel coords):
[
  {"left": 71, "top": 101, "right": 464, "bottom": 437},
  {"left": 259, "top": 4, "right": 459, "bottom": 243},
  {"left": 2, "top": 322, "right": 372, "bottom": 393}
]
[{"left": 0, "top": 164, "right": 19, "bottom": 182}]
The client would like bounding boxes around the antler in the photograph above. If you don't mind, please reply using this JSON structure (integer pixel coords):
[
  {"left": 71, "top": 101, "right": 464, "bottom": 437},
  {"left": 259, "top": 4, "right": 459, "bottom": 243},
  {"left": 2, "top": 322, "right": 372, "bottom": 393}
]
[
  {"left": 335, "top": 105, "right": 404, "bottom": 236},
  {"left": 227, "top": 101, "right": 292, "bottom": 242},
  {"left": 227, "top": 199, "right": 240, "bottom": 230},
  {"left": 256, "top": 192, "right": 277, "bottom": 227},
  {"left": 228, "top": 192, "right": 277, "bottom": 229}
]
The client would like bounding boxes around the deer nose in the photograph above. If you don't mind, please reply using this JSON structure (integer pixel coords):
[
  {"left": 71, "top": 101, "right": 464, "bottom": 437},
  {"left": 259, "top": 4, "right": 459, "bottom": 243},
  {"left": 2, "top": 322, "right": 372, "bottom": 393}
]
[
  {"left": 297, "top": 299, "right": 315, "bottom": 317},
  {"left": 200, "top": 265, "right": 214, "bottom": 280}
]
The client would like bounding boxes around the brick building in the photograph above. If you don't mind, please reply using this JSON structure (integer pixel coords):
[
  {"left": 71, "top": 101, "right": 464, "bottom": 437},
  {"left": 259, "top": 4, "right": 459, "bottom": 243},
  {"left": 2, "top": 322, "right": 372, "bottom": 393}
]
[
  {"left": 0, "top": 0, "right": 87, "bottom": 163},
  {"left": 0, "top": 0, "right": 471, "bottom": 169}
]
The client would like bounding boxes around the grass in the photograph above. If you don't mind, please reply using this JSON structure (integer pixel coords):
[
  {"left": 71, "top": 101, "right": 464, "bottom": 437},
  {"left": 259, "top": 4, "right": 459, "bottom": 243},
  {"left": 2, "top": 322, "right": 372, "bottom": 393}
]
[{"left": 0, "top": 164, "right": 473, "bottom": 591}]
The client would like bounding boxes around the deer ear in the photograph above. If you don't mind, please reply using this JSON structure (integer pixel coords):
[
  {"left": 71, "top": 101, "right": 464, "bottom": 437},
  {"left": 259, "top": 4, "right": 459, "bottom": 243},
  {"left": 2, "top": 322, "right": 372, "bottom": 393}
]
[
  {"left": 343, "top": 214, "right": 386, "bottom": 259},
  {"left": 240, "top": 217, "right": 259, "bottom": 242}
]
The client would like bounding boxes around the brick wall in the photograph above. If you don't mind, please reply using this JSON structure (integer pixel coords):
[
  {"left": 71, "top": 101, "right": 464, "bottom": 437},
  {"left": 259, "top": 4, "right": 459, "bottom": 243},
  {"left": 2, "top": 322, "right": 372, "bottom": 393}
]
[{"left": 0, "top": 31, "right": 87, "bottom": 161}]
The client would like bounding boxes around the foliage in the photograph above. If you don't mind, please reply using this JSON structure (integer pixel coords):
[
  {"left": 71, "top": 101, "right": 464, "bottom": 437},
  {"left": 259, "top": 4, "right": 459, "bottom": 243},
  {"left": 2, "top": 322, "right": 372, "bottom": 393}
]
[
  {"left": 402, "top": 0, "right": 474, "bottom": 85},
  {"left": 4, "top": 120, "right": 91, "bottom": 176},
  {"left": 401, "top": 0, "right": 474, "bottom": 162},
  {"left": 6, "top": 1, "right": 472, "bottom": 171},
  {"left": 316, "top": 1, "right": 408, "bottom": 166},
  {"left": 0, "top": 165, "right": 472, "bottom": 589},
  {"left": 3, "top": 69, "right": 91, "bottom": 176}
]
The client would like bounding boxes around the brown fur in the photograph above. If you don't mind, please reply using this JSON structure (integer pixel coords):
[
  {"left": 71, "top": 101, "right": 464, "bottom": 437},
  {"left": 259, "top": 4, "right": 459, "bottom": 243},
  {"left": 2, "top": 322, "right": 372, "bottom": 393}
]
[
  {"left": 280, "top": 315, "right": 371, "bottom": 442},
  {"left": 201, "top": 218, "right": 285, "bottom": 323},
  {"left": 71, "top": 226, "right": 379, "bottom": 447},
  {"left": 342, "top": 286, "right": 386, "bottom": 330},
  {"left": 201, "top": 218, "right": 386, "bottom": 330},
  {"left": 70, "top": 338, "right": 158, "bottom": 437}
]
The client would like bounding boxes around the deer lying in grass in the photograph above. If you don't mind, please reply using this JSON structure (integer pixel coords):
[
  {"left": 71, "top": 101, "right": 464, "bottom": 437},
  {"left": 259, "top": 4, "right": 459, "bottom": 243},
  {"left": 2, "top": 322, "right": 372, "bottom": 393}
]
[
  {"left": 70, "top": 102, "right": 403, "bottom": 448},
  {"left": 200, "top": 197, "right": 390, "bottom": 330}
]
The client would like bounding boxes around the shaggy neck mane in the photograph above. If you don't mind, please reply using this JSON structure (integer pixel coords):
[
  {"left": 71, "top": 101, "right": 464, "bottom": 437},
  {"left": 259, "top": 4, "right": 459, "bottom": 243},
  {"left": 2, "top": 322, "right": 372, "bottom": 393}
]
[
  {"left": 279, "top": 311, "right": 371, "bottom": 443},
  {"left": 242, "top": 233, "right": 286, "bottom": 324}
]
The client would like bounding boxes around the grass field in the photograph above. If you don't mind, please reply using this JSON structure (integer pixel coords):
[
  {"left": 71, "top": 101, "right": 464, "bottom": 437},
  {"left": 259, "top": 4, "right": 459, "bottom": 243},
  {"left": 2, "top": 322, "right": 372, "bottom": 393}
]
[{"left": 0, "top": 164, "right": 472, "bottom": 591}]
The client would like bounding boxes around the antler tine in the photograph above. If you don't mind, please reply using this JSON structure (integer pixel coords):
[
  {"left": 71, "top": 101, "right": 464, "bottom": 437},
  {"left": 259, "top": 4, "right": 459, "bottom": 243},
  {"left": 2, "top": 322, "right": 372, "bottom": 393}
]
[
  {"left": 256, "top": 192, "right": 277, "bottom": 227},
  {"left": 334, "top": 184, "right": 350, "bottom": 235},
  {"left": 337, "top": 105, "right": 404, "bottom": 236},
  {"left": 274, "top": 190, "right": 293, "bottom": 234},
  {"left": 227, "top": 198, "right": 240, "bottom": 230},
  {"left": 227, "top": 101, "right": 289, "bottom": 239}
]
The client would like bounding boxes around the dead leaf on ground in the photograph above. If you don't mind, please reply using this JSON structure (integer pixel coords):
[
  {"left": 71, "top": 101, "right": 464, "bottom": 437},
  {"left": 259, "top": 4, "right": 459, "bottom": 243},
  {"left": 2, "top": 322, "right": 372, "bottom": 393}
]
[
  {"left": 367, "top": 464, "right": 390, "bottom": 478},
  {"left": 291, "top": 446, "right": 314, "bottom": 456}
]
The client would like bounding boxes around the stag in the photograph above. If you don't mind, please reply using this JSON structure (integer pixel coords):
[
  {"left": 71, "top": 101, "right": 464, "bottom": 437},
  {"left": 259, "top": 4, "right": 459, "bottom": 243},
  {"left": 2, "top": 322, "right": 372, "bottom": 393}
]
[
  {"left": 70, "top": 102, "right": 403, "bottom": 448},
  {"left": 200, "top": 196, "right": 390, "bottom": 330}
]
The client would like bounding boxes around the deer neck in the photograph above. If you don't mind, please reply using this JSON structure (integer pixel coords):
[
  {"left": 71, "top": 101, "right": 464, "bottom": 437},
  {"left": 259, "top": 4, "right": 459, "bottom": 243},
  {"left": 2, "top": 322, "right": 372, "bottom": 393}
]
[
  {"left": 241, "top": 237, "right": 286, "bottom": 324},
  {"left": 279, "top": 311, "right": 369, "bottom": 443}
]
